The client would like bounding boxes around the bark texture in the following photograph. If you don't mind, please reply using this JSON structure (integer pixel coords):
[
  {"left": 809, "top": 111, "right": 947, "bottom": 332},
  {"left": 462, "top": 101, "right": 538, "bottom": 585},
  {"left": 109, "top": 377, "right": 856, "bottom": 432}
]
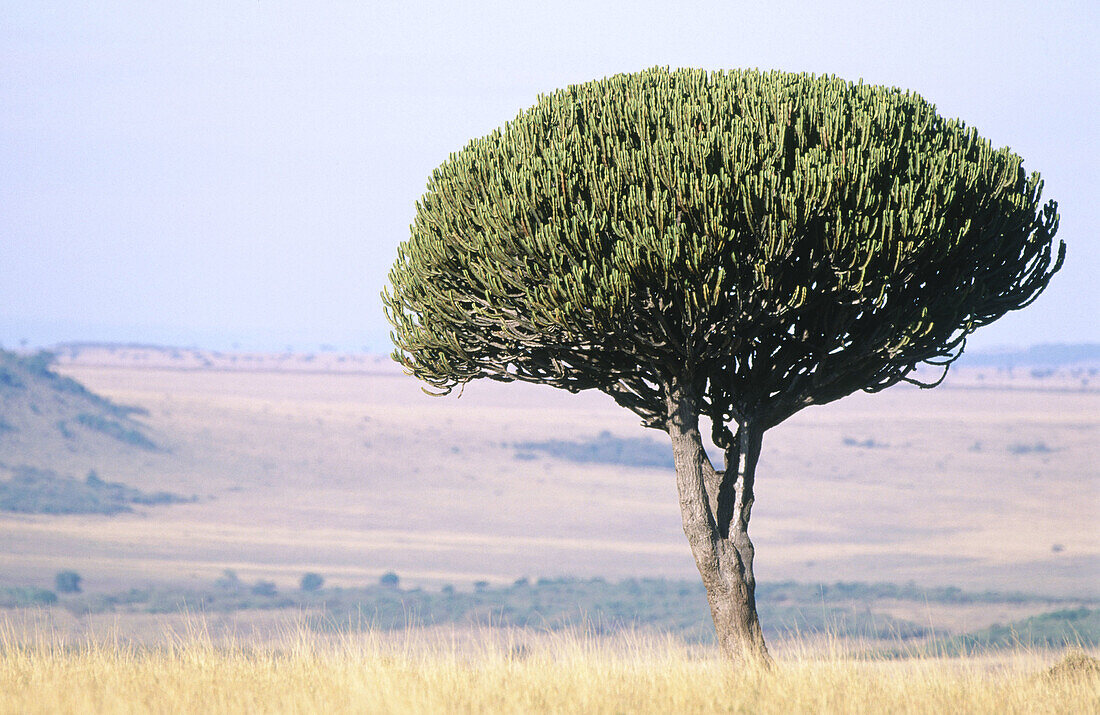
[{"left": 665, "top": 378, "right": 771, "bottom": 665}]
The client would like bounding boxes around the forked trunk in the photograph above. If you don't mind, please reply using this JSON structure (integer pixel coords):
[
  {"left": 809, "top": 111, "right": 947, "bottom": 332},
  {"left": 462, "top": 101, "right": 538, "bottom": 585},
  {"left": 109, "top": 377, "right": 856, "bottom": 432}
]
[{"left": 665, "top": 380, "right": 772, "bottom": 665}]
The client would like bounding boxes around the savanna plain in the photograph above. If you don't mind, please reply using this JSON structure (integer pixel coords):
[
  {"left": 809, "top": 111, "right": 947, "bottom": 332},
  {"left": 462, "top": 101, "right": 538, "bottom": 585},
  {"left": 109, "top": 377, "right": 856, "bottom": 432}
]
[{"left": 1, "top": 346, "right": 1097, "bottom": 713}]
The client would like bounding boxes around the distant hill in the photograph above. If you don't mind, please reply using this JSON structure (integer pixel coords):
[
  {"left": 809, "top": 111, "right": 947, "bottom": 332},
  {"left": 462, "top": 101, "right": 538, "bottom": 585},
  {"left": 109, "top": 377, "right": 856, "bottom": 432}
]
[
  {"left": 961, "top": 343, "right": 1100, "bottom": 368},
  {"left": 48, "top": 342, "right": 403, "bottom": 374},
  {"left": 43, "top": 340, "right": 1099, "bottom": 372},
  {"left": 0, "top": 349, "right": 160, "bottom": 474},
  {"left": 0, "top": 465, "right": 194, "bottom": 515}
]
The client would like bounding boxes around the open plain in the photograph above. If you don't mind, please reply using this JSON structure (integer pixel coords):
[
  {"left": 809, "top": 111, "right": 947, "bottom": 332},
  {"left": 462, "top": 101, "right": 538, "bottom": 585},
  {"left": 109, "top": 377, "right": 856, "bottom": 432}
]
[{"left": 0, "top": 347, "right": 1097, "bottom": 640}]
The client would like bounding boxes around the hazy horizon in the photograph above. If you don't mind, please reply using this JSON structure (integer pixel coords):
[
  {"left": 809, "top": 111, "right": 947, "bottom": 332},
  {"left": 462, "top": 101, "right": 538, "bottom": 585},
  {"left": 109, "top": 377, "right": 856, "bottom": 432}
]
[
  {"left": 4, "top": 335, "right": 1100, "bottom": 360},
  {"left": 4, "top": 2, "right": 1097, "bottom": 354}
]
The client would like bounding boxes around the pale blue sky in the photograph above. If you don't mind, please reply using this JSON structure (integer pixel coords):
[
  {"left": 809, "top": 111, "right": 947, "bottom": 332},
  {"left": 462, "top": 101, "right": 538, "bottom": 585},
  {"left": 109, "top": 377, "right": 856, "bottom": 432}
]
[{"left": 2, "top": 1, "right": 1097, "bottom": 353}]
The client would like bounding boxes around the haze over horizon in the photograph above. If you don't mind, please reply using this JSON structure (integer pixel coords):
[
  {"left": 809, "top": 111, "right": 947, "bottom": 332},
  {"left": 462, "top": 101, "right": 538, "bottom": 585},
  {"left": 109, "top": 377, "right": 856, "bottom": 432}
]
[{"left": 3, "top": 2, "right": 1097, "bottom": 354}]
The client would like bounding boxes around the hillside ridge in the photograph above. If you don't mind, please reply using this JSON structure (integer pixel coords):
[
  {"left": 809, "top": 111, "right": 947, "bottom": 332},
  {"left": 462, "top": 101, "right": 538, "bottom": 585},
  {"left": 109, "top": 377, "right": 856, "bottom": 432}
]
[{"left": 0, "top": 349, "right": 160, "bottom": 476}]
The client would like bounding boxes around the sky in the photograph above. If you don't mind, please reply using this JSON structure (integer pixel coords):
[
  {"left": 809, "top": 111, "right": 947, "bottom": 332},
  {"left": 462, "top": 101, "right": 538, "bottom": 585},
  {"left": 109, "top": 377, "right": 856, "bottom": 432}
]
[{"left": 2, "top": 1, "right": 1097, "bottom": 354}]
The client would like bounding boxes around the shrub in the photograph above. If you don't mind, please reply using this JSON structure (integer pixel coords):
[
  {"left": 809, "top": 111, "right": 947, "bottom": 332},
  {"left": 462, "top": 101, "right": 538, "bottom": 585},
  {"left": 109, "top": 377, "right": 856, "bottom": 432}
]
[
  {"left": 514, "top": 431, "right": 675, "bottom": 469},
  {"left": 300, "top": 573, "right": 324, "bottom": 592},
  {"left": 55, "top": 570, "right": 82, "bottom": 594},
  {"left": 0, "top": 586, "right": 58, "bottom": 607},
  {"left": 379, "top": 572, "right": 400, "bottom": 589},
  {"left": 0, "top": 366, "right": 25, "bottom": 389},
  {"left": 23, "top": 350, "right": 56, "bottom": 377},
  {"left": 1008, "top": 441, "right": 1056, "bottom": 455},
  {"left": 214, "top": 570, "right": 241, "bottom": 590}
]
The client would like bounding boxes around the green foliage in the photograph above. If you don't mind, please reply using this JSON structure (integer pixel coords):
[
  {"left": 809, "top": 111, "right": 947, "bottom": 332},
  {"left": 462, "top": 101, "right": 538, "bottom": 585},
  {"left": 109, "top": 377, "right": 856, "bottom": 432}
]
[
  {"left": 55, "top": 570, "right": 82, "bottom": 594},
  {"left": 385, "top": 67, "right": 1063, "bottom": 433},
  {"left": 0, "top": 465, "right": 194, "bottom": 515}
]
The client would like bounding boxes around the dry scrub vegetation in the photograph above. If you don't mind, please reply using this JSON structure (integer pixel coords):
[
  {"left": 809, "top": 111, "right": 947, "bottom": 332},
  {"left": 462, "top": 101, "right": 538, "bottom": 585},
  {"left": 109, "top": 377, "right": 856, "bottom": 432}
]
[{"left": 1, "top": 622, "right": 1097, "bottom": 714}]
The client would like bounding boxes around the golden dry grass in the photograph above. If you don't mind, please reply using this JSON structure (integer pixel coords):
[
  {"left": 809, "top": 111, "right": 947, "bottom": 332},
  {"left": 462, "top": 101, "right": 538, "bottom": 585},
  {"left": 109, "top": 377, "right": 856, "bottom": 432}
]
[{"left": 1, "top": 622, "right": 1097, "bottom": 715}]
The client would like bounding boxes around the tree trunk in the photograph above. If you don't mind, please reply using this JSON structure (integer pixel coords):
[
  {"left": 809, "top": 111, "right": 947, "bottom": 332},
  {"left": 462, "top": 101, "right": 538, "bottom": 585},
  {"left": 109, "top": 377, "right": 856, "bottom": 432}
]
[{"left": 665, "top": 379, "right": 772, "bottom": 665}]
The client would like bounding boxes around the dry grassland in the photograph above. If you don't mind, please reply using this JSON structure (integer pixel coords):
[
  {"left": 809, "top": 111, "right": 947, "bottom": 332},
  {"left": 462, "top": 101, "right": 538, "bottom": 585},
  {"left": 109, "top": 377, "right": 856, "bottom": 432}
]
[
  {"left": 0, "top": 350, "right": 1096, "bottom": 627},
  {"left": 1, "top": 622, "right": 1097, "bottom": 715}
]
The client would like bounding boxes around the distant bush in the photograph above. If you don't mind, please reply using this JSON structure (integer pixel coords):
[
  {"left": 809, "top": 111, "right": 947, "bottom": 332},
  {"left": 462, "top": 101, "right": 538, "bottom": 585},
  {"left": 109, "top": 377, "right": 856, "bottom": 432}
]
[
  {"left": 757, "top": 580, "right": 1044, "bottom": 605},
  {"left": 842, "top": 436, "right": 889, "bottom": 449},
  {"left": 74, "top": 413, "right": 158, "bottom": 450},
  {"left": 300, "top": 573, "right": 324, "bottom": 592},
  {"left": 1008, "top": 441, "right": 1056, "bottom": 455},
  {"left": 0, "top": 586, "right": 58, "bottom": 607},
  {"left": 380, "top": 572, "right": 400, "bottom": 589},
  {"left": 23, "top": 351, "right": 57, "bottom": 377},
  {"left": 4, "top": 572, "right": 1079, "bottom": 651},
  {"left": 215, "top": 570, "right": 242, "bottom": 590},
  {"left": 0, "top": 367, "right": 24, "bottom": 389},
  {"left": 514, "top": 431, "right": 677, "bottom": 469},
  {"left": 0, "top": 466, "right": 193, "bottom": 515},
  {"left": 934, "top": 608, "right": 1100, "bottom": 655},
  {"left": 55, "top": 571, "right": 82, "bottom": 594}
]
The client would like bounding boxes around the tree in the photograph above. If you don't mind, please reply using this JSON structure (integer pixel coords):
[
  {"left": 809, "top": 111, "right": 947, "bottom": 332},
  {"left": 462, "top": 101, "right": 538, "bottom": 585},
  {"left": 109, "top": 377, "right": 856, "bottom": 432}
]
[
  {"left": 383, "top": 67, "right": 1064, "bottom": 663},
  {"left": 250, "top": 580, "right": 277, "bottom": 597},
  {"left": 300, "top": 572, "right": 325, "bottom": 592},
  {"left": 379, "top": 571, "right": 400, "bottom": 589},
  {"left": 215, "top": 569, "right": 241, "bottom": 590},
  {"left": 55, "top": 570, "right": 82, "bottom": 594}
]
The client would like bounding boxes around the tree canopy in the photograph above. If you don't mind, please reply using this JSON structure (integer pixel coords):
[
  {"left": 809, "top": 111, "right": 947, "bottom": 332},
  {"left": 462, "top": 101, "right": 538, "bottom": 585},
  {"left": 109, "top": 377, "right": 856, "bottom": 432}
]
[{"left": 384, "top": 68, "right": 1063, "bottom": 442}]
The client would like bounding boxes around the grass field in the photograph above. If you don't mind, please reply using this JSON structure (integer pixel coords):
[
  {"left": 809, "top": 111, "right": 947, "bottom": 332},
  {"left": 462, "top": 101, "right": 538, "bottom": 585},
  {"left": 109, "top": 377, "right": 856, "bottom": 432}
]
[
  {"left": 1, "top": 622, "right": 1097, "bottom": 714},
  {"left": 1, "top": 345, "right": 1097, "bottom": 710}
]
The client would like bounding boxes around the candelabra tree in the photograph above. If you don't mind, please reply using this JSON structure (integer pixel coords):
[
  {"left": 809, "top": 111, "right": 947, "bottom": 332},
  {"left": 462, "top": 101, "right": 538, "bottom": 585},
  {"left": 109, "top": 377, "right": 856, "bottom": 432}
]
[{"left": 383, "top": 67, "right": 1064, "bottom": 663}]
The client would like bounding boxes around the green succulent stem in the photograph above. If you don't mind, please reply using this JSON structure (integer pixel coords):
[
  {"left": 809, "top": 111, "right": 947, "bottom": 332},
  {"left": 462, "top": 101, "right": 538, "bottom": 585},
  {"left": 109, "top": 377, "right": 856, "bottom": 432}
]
[{"left": 383, "top": 67, "right": 1064, "bottom": 662}]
